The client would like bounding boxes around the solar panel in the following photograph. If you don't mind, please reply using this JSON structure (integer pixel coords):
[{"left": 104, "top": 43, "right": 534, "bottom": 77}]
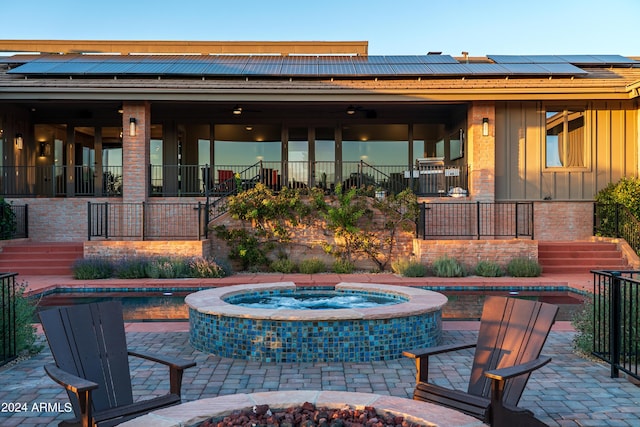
[
  {"left": 242, "top": 61, "right": 283, "bottom": 75},
  {"left": 5, "top": 52, "right": 601, "bottom": 78},
  {"left": 498, "top": 63, "right": 550, "bottom": 74},
  {"left": 419, "top": 55, "right": 458, "bottom": 64},
  {"left": 353, "top": 63, "right": 395, "bottom": 75},
  {"left": 164, "top": 62, "right": 212, "bottom": 75},
  {"left": 280, "top": 63, "right": 318, "bottom": 75},
  {"left": 382, "top": 55, "right": 425, "bottom": 64},
  {"left": 84, "top": 62, "right": 137, "bottom": 73},
  {"left": 537, "top": 63, "right": 589, "bottom": 75},
  {"left": 125, "top": 62, "right": 174, "bottom": 74},
  {"left": 463, "top": 63, "right": 511, "bottom": 75},
  {"left": 318, "top": 63, "right": 356, "bottom": 75},
  {"left": 390, "top": 63, "right": 432, "bottom": 74},
  {"left": 427, "top": 63, "right": 470, "bottom": 74}
]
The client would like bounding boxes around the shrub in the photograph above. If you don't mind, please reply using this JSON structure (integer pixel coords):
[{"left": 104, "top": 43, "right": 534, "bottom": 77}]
[
  {"left": 270, "top": 258, "right": 297, "bottom": 273},
  {"left": 114, "top": 257, "right": 149, "bottom": 279},
  {"left": 72, "top": 258, "right": 113, "bottom": 279},
  {"left": 432, "top": 256, "right": 465, "bottom": 277},
  {"left": 0, "top": 198, "right": 17, "bottom": 240},
  {"left": 506, "top": 257, "right": 542, "bottom": 277},
  {"left": 333, "top": 259, "right": 355, "bottom": 274},
  {"left": 188, "top": 257, "right": 226, "bottom": 278},
  {"left": 299, "top": 258, "right": 327, "bottom": 274},
  {"left": 391, "top": 258, "right": 428, "bottom": 277},
  {"left": 146, "top": 257, "right": 190, "bottom": 279},
  {"left": 474, "top": 260, "right": 504, "bottom": 277},
  {"left": 571, "top": 295, "right": 595, "bottom": 355},
  {"left": 0, "top": 281, "right": 41, "bottom": 354}
]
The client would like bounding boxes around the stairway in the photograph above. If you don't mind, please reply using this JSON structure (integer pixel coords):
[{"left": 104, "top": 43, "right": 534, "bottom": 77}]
[
  {"left": 0, "top": 242, "right": 83, "bottom": 276},
  {"left": 538, "top": 241, "right": 630, "bottom": 274}
]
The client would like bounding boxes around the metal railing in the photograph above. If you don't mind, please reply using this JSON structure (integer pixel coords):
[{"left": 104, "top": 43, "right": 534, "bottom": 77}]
[
  {"left": 417, "top": 201, "right": 534, "bottom": 239},
  {"left": 594, "top": 203, "right": 640, "bottom": 255},
  {"left": 592, "top": 270, "right": 640, "bottom": 380},
  {"left": 0, "top": 165, "right": 122, "bottom": 197},
  {"left": 1, "top": 273, "right": 18, "bottom": 366},
  {"left": 88, "top": 202, "right": 206, "bottom": 240},
  {"left": 152, "top": 161, "right": 469, "bottom": 197},
  {"left": 0, "top": 203, "right": 28, "bottom": 240}
]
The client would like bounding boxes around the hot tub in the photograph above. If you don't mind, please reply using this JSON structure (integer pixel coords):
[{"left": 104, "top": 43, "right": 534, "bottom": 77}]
[{"left": 186, "top": 282, "right": 447, "bottom": 362}]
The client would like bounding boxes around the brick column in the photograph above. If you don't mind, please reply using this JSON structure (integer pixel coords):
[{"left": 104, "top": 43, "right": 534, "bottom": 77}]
[
  {"left": 468, "top": 102, "right": 495, "bottom": 202},
  {"left": 122, "top": 102, "right": 150, "bottom": 203}
]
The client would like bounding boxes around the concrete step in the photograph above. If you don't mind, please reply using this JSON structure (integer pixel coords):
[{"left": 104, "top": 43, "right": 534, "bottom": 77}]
[
  {"left": 0, "top": 242, "right": 82, "bottom": 276},
  {"left": 538, "top": 241, "right": 630, "bottom": 274}
]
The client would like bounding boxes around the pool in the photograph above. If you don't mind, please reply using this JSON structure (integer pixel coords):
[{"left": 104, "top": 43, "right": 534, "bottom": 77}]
[{"left": 33, "top": 286, "right": 587, "bottom": 322}]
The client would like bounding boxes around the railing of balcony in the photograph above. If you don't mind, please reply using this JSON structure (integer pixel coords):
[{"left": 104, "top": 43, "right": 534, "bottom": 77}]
[{"left": 0, "top": 165, "right": 122, "bottom": 197}]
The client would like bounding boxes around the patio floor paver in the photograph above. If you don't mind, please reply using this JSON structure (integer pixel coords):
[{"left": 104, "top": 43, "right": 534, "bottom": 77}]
[{"left": 1, "top": 325, "right": 639, "bottom": 426}]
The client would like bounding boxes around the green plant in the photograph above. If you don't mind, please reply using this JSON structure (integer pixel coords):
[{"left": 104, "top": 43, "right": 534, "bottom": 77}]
[
  {"left": 214, "top": 226, "right": 271, "bottom": 270},
  {"left": 1, "top": 281, "right": 41, "bottom": 354},
  {"left": 114, "top": 257, "right": 150, "bottom": 279},
  {"left": 146, "top": 257, "right": 189, "bottom": 279},
  {"left": 298, "top": 258, "right": 327, "bottom": 274},
  {"left": 188, "top": 257, "right": 226, "bottom": 278},
  {"left": 0, "top": 198, "right": 17, "bottom": 240},
  {"left": 474, "top": 260, "right": 504, "bottom": 277},
  {"left": 332, "top": 259, "right": 354, "bottom": 274},
  {"left": 432, "top": 256, "right": 465, "bottom": 277},
  {"left": 506, "top": 257, "right": 542, "bottom": 277},
  {"left": 391, "top": 258, "right": 428, "bottom": 277},
  {"left": 270, "top": 258, "right": 297, "bottom": 273},
  {"left": 72, "top": 258, "right": 114, "bottom": 279},
  {"left": 571, "top": 295, "right": 595, "bottom": 355}
]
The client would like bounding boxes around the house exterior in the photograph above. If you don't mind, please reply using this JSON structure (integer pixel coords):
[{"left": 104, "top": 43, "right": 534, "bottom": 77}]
[{"left": 0, "top": 40, "right": 639, "bottom": 262}]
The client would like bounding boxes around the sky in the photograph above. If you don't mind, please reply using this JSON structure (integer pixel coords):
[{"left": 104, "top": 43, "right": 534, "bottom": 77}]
[{"left": 1, "top": 0, "right": 638, "bottom": 57}]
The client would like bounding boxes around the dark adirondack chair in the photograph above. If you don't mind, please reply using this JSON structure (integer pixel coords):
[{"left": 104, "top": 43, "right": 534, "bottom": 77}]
[
  {"left": 403, "top": 296, "right": 558, "bottom": 427},
  {"left": 39, "top": 301, "right": 196, "bottom": 427}
]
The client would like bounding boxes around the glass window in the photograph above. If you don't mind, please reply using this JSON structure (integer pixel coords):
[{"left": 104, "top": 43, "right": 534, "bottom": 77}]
[
  {"left": 342, "top": 124, "right": 408, "bottom": 165},
  {"left": 545, "top": 110, "right": 585, "bottom": 168}
]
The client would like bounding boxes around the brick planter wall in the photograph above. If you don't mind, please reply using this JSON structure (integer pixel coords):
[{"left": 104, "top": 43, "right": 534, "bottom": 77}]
[{"left": 413, "top": 239, "right": 538, "bottom": 270}]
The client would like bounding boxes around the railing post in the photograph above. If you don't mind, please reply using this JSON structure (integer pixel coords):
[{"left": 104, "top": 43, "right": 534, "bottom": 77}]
[
  {"left": 87, "top": 202, "right": 92, "bottom": 241},
  {"left": 610, "top": 271, "right": 622, "bottom": 378},
  {"left": 141, "top": 202, "right": 146, "bottom": 241},
  {"left": 476, "top": 201, "right": 481, "bottom": 240},
  {"left": 197, "top": 202, "right": 202, "bottom": 240},
  {"left": 515, "top": 202, "right": 520, "bottom": 239}
]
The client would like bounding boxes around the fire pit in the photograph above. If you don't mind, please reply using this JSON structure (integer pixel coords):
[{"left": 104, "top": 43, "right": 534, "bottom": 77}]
[{"left": 118, "top": 391, "right": 487, "bottom": 427}]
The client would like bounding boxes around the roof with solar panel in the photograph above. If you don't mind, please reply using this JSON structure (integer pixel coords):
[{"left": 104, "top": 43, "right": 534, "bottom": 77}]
[{"left": 4, "top": 52, "right": 637, "bottom": 78}]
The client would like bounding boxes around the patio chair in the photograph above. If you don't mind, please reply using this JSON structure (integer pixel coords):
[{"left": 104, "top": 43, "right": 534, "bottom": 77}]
[
  {"left": 403, "top": 296, "right": 558, "bottom": 427},
  {"left": 39, "top": 301, "right": 196, "bottom": 427}
]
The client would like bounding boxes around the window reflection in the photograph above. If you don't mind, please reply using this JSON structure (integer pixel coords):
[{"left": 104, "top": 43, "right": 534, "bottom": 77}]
[{"left": 546, "top": 110, "right": 585, "bottom": 168}]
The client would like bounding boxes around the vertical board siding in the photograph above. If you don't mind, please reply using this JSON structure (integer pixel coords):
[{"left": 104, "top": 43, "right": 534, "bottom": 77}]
[{"left": 496, "top": 101, "right": 638, "bottom": 201}]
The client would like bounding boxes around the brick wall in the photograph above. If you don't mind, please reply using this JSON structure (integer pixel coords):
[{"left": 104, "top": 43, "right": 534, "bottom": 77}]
[
  {"left": 533, "top": 201, "right": 593, "bottom": 240},
  {"left": 468, "top": 102, "right": 496, "bottom": 202},
  {"left": 84, "top": 240, "right": 210, "bottom": 259},
  {"left": 413, "top": 239, "right": 537, "bottom": 270}
]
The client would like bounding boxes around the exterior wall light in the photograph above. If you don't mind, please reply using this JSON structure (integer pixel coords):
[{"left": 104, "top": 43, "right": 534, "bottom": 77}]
[
  {"left": 129, "top": 117, "right": 137, "bottom": 137},
  {"left": 482, "top": 118, "right": 489, "bottom": 137},
  {"left": 346, "top": 105, "right": 356, "bottom": 115},
  {"left": 233, "top": 105, "right": 243, "bottom": 115},
  {"left": 15, "top": 133, "right": 23, "bottom": 150}
]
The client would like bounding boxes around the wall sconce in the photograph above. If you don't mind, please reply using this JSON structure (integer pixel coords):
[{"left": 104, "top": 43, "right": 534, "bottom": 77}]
[
  {"left": 39, "top": 142, "right": 51, "bottom": 157},
  {"left": 346, "top": 105, "right": 356, "bottom": 115},
  {"left": 482, "top": 118, "right": 489, "bottom": 137},
  {"left": 129, "top": 117, "right": 137, "bottom": 137},
  {"left": 14, "top": 133, "right": 23, "bottom": 150},
  {"left": 232, "top": 105, "right": 243, "bottom": 115}
]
